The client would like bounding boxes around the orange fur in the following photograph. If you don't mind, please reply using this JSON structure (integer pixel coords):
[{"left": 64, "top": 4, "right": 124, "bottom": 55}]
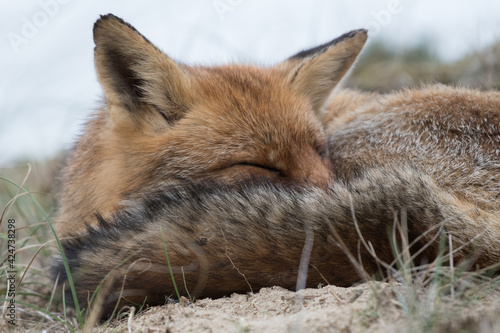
[{"left": 55, "top": 15, "right": 366, "bottom": 237}]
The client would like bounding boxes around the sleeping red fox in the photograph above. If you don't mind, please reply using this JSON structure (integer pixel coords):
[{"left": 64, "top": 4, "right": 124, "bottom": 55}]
[{"left": 53, "top": 14, "right": 500, "bottom": 316}]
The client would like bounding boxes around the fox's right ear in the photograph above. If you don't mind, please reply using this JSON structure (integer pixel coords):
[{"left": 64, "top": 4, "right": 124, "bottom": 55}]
[
  {"left": 93, "top": 14, "right": 193, "bottom": 124},
  {"left": 276, "top": 29, "right": 367, "bottom": 114}
]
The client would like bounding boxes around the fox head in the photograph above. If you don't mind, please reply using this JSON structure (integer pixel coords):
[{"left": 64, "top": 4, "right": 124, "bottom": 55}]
[{"left": 57, "top": 14, "right": 366, "bottom": 233}]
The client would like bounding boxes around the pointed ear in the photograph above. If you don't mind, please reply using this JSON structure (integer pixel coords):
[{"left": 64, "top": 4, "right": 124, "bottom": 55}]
[
  {"left": 93, "top": 14, "right": 193, "bottom": 124},
  {"left": 275, "top": 29, "right": 367, "bottom": 113}
]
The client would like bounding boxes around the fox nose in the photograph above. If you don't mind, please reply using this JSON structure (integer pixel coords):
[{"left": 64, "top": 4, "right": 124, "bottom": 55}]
[
  {"left": 288, "top": 152, "right": 332, "bottom": 188},
  {"left": 307, "top": 161, "right": 332, "bottom": 188}
]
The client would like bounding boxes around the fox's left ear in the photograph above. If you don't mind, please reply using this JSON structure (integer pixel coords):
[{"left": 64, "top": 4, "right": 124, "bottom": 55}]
[{"left": 276, "top": 29, "right": 367, "bottom": 113}]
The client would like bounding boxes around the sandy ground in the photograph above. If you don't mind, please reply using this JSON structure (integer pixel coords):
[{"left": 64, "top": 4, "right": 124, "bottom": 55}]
[
  {"left": 100, "top": 282, "right": 400, "bottom": 333},
  {"left": 86, "top": 281, "right": 499, "bottom": 333},
  {"left": 5, "top": 280, "right": 500, "bottom": 332}
]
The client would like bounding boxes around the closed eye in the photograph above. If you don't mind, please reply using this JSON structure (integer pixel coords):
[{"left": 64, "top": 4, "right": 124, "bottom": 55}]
[
  {"left": 317, "top": 148, "right": 327, "bottom": 159},
  {"left": 315, "top": 142, "right": 328, "bottom": 159},
  {"left": 234, "top": 162, "right": 281, "bottom": 175}
]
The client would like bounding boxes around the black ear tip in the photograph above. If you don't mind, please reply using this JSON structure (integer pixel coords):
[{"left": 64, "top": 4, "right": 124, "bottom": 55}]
[
  {"left": 96, "top": 13, "right": 124, "bottom": 24},
  {"left": 289, "top": 28, "right": 368, "bottom": 60},
  {"left": 93, "top": 14, "right": 118, "bottom": 37},
  {"left": 335, "top": 29, "right": 368, "bottom": 43},
  {"left": 93, "top": 14, "right": 129, "bottom": 34},
  {"left": 93, "top": 14, "right": 137, "bottom": 46},
  {"left": 351, "top": 29, "right": 368, "bottom": 40},
  {"left": 93, "top": 14, "right": 147, "bottom": 45}
]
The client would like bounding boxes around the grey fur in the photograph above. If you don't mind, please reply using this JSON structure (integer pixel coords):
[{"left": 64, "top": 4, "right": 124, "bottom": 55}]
[{"left": 53, "top": 165, "right": 499, "bottom": 316}]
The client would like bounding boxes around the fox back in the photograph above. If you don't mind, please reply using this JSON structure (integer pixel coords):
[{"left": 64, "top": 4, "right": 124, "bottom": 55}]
[{"left": 324, "top": 86, "right": 500, "bottom": 211}]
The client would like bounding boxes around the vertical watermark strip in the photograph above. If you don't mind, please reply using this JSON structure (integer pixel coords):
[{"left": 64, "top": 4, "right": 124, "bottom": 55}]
[{"left": 6, "top": 219, "right": 17, "bottom": 326}]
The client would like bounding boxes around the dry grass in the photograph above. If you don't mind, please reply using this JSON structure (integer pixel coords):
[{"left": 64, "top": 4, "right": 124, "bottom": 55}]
[{"left": 0, "top": 157, "right": 80, "bottom": 332}]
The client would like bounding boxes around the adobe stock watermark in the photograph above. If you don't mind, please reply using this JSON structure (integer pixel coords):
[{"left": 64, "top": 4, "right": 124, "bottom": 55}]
[
  {"left": 213, "top": 0, "right": 244, "bottom": 21},
  {"left": 365, "top": 0, "right": 403, "bottom": 37},
  {"left": 7, "top": 0, "right": 72, "bottom": 54}
]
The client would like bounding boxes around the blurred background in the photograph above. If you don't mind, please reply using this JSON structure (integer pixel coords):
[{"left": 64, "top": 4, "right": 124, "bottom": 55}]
[{"left": 1, "top": 0, "right": 500, "bottom": 170}]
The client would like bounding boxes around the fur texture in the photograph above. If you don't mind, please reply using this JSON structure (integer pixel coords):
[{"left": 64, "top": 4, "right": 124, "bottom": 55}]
[
  {"left": 55, "top": 15, "right": 367, "bottom": 237},
  {"left": 52, "top": 14, "right": 500, "bottom": 317},
  {"left": 54, "top": 166, "right": 499, "bottom": 315}
]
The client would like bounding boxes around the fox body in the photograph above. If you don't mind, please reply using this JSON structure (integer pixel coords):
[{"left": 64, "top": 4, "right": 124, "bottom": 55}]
[{"left": 53, "top": 14, "right": 500, "bottom": 316}]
